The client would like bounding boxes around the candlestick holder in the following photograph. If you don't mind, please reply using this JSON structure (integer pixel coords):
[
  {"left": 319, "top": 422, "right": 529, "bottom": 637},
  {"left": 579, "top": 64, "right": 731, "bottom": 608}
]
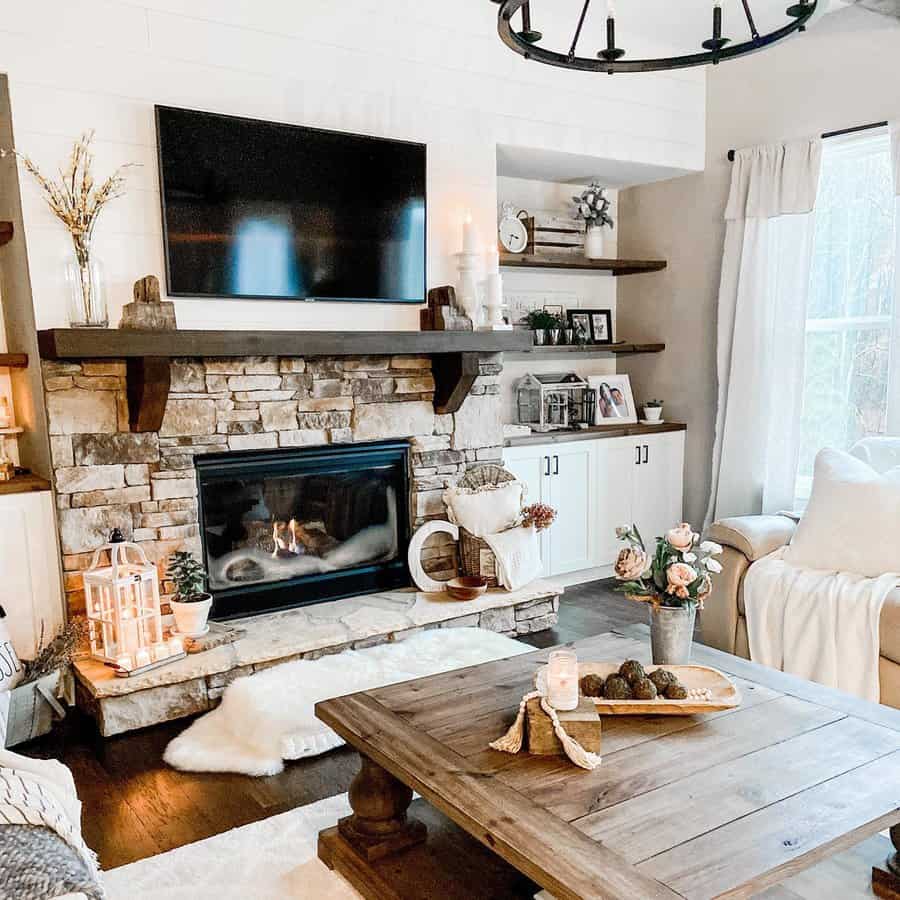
[{"left": 455, "top": 251, "right": 482, "bottom": 324}]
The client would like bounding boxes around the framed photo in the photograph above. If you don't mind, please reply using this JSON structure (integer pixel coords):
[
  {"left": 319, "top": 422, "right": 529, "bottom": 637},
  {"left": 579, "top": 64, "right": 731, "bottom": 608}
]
[
  {"left": 588, "top": 374, "right": 637, "bottom": 424},
  {"left": 567, "top": 310, "right": 592, "bottom": 345},
  {"left": 588, "top": 309, "right": 613, "bottom": 345}
]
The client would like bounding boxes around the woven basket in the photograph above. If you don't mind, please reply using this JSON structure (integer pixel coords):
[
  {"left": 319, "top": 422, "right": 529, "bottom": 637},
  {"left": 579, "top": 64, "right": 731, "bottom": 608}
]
[{"left": 455, "top": 465, "right": 517, "bottom": 587}]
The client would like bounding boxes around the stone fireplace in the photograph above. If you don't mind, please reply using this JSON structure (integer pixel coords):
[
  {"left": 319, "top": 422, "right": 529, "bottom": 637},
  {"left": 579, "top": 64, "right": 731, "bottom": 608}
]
[{"left": 43, "top": 352, "right": 505, "bottom": 621}]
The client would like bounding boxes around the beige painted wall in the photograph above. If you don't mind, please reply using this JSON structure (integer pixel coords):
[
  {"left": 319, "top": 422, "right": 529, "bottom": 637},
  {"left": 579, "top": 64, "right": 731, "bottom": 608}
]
[{"left": 617, "top": 7, "right": 900, "bottom": 528}]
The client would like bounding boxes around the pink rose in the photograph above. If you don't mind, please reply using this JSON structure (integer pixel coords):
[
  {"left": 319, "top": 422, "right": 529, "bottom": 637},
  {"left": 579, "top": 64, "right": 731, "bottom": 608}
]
[
  {"left": 666, "top": 562, "right": 697, "bottom": 597},
  {"left": 615, "top": 547, "right": 649, "bottom": 581},
  {"left": 666, "top": 523, "right": 696, "bottom": 553}
]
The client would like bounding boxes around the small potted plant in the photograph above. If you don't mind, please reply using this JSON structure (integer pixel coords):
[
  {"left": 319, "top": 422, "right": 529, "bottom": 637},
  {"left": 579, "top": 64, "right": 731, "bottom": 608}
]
[
  {"left": 613, "top": 523, "right": 723, "bottom": 664},
  {"left": 572, "top": 182, "right": 614, "bottom": 259},
  {"left": 167, "top": 551, "right": 213, "bottom": 637},
  {"left": 642, "top": 399, "right": 664, "bottom": 422},
  {"left": 523, "top": 309, "right": 564, "bottom": 346}
]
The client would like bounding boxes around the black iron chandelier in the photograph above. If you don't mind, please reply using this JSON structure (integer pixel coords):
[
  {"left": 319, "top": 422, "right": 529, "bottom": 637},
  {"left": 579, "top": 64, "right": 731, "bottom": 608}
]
[{"left": 493, "top": 0, "right": 819, "bottom": 74}]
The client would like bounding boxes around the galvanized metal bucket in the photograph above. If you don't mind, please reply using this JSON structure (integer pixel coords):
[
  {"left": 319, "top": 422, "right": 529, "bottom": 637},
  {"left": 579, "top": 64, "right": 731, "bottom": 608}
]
[{"left": 649, "top": 604, "right": 696, "bottom": 665}]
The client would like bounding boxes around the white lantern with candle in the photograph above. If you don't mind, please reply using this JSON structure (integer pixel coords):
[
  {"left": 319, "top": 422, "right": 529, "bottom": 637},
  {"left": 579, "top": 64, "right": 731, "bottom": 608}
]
[{"left": 84, "top": 539, "right": 168, "bottom": 671}]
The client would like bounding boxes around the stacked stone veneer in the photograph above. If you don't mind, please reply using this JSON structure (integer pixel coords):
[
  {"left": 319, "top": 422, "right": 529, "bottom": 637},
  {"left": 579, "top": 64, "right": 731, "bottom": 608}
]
[{"left": 43, "top": 353, "right": 506, "bottom": 619}]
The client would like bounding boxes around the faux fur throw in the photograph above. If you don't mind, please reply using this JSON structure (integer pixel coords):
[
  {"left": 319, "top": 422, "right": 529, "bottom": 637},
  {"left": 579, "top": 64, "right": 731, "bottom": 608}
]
[{"left": 165, "top": 628, "right": 532, "bottom": 777}]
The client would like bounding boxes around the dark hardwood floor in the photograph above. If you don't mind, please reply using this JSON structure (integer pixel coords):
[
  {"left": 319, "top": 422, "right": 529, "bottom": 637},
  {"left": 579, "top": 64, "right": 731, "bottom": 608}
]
[{"left": 23, "top": 579, "right": 657, "bottom": 870}]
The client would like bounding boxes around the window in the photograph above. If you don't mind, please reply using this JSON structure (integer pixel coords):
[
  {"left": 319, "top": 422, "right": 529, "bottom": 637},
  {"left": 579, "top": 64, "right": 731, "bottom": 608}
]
[{"left": 795, "top": 130, "right": 897, "bottom": 504}]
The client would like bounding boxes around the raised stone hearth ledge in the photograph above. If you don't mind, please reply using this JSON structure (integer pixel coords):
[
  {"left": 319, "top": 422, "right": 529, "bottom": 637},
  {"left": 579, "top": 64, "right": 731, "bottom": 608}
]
[{"left": 74, "top": 580, "right": 562, "bottom": 736}]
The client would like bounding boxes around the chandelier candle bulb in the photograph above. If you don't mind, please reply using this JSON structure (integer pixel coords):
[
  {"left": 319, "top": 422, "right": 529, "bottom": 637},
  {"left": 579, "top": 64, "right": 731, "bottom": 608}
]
[{"left": 547, "top": 649, "right": 579, "bottom": 711}]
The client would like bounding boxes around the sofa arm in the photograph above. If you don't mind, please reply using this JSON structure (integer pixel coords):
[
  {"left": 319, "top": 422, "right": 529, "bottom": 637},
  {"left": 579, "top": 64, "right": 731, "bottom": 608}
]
[{"left": 707, "top": 515, "right": 797, "bottom": 562}]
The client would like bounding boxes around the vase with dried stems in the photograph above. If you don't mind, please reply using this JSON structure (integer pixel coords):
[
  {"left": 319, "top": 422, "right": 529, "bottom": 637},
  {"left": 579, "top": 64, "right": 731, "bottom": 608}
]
[{"left": 1, "top": 131, "right": 134, "bottom": 328}]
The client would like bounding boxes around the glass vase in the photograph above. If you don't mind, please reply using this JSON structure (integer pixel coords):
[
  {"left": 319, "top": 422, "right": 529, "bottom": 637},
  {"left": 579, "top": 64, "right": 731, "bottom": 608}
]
[{"left": 64, "top": 244, "right": 108, "bottom": 328}]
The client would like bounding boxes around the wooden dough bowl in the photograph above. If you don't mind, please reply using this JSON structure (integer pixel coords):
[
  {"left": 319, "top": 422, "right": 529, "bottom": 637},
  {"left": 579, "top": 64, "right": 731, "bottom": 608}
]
[{"left": 535, "top": 662, "right": 742, "bottom": 716}]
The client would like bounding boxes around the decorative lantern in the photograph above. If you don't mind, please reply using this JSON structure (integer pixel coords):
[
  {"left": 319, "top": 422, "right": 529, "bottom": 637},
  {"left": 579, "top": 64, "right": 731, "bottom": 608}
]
[
  {"left": 516, "top": 373, "right": 590, "bottom": 431},
  {"left": 84, "top": 540, "right": 182, "bottom": 674}
]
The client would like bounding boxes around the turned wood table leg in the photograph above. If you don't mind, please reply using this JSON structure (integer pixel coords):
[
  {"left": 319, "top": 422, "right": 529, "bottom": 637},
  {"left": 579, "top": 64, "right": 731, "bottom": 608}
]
[
  {"left": 873, "top": 824, "right": 900, "bottom": 899},
  {"left": 337, "top": 753, "right": 427, "bottom": 862}
]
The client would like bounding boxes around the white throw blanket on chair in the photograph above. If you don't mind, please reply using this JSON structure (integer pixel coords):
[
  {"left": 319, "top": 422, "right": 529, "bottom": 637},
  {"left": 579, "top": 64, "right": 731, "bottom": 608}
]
[{"left": 744, "top": 547, "right": 898, "bottom": 702}]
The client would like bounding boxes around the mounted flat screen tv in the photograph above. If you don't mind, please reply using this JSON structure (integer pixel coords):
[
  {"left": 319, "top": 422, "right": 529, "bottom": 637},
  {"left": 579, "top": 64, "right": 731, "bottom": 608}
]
[{"left": 155, "top": 106, "right": 426, "bottom": 303}]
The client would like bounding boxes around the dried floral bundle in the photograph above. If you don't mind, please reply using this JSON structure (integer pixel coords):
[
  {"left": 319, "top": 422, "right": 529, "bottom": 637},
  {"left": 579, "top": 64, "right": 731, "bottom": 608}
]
[
  {"left": 0, "top": 131, "right": 133, "bottom": 265},
  {"left": 21, "top": 618, "right": 87, "bottom": 685},
  {"left": 522, "top": 502, "right": 557, "bottom": 532}
]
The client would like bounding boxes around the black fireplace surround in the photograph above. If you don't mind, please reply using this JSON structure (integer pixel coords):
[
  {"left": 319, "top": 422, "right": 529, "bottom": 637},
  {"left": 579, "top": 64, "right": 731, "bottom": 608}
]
[{"left": 195, "top": 440, "right": 411, "bottom": 619}]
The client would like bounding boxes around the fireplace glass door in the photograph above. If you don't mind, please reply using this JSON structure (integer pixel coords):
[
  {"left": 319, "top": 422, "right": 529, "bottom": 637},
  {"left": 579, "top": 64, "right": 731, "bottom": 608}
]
[{"left": 195, "top": 440, "right": 410, "bottom": 618}]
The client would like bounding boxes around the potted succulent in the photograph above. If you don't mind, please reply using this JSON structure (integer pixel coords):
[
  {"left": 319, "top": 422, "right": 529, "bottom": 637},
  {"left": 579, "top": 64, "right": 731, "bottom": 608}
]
[
  {"left": 523, "top": 309, "right": 564, "bottom": 345},
  {"left": 572, "top": 182, "right": 614, "bottom": 259},
  {"left": 642, "top": 399, "right": 664, "bottom": 422},
  {"left": 613, "top": 523, "right": 723, "bottom": 664},
  {"left": 167, "top": 551, "right": 213, "bottom": 637}
]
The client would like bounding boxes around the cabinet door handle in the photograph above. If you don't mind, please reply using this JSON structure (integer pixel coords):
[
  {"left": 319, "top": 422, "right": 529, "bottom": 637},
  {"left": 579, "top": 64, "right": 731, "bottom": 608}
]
[
  {"left": 544, "top": 455, "right": 551, "bottom": 476},
  {"left": 553, "top": 455, "right": 559, "bottom": 475},
  {"left": 635, "top": 445, "right": 642, "bottom": 466},
  {"left": 643, "top": 444, "right": 649, "bottom": 464}
]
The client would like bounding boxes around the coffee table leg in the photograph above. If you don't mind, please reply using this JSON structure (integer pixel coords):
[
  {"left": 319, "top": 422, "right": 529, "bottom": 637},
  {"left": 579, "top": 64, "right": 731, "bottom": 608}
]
[
  {"left": 337, "top": 753, "right": 427, "bottom": 862},
  {"left": 873, "top": 824, "right": 900, "bottom": 899}
]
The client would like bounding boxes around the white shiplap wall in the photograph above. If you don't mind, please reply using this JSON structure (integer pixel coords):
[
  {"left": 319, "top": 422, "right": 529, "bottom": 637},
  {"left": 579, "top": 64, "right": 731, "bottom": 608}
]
[{"left": 0, "top": 0, "right": 705, "bottom": 331}]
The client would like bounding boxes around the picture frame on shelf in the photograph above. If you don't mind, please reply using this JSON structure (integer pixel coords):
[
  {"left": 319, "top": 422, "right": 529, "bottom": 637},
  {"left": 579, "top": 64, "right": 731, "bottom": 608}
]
[
  {"left": 587, "top": 309, "right": 613, "bottom": 344},
  {"left": 588, "top": 374, "right": 638, "bottom": 424},
  {"left": 567, "top": 311, "right": 591, "bottom": 345}
]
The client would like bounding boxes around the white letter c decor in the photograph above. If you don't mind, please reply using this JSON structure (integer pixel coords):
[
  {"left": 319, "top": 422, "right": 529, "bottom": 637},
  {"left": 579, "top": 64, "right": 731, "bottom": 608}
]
[{"left": 407, "top": 520, "right": 459, "bottom": 592}]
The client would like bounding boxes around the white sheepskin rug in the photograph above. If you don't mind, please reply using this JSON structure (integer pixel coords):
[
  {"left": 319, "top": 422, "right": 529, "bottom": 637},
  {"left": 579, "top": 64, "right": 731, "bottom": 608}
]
[{"left": 164, "top": 628, "right": 531, "bottom": 776}]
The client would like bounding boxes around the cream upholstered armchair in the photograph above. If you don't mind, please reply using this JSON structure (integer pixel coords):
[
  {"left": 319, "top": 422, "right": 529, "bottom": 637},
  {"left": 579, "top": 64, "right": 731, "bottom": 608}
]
[
  {"left": 702, "top": 437, "right": 900, "bottom": 710},
  {"left": 702, "top": 514, "right": 900, "bottom": 709}
]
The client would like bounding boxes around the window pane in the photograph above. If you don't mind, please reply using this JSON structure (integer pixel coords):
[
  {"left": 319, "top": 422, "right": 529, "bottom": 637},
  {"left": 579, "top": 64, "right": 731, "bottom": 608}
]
[{"left": 796, "top": 131, "right": 896, "bottom": 505}]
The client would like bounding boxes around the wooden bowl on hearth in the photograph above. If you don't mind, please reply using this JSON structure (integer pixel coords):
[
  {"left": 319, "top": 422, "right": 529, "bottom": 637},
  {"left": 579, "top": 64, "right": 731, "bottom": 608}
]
[{"left": 445, "top": 576, "right": 488, "bottom": 601}]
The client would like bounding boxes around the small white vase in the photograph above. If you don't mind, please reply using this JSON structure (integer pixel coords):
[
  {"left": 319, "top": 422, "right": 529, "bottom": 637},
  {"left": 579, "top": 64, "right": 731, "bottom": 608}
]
[
  {"left": 643, "top": 406, "right": 663, "bottom": 422},
  {"left": 584, "top": 225, "right": 605, "bottom": 260},
  {"left": 171, "top": 594, "right": 213, "bottom": 637}
]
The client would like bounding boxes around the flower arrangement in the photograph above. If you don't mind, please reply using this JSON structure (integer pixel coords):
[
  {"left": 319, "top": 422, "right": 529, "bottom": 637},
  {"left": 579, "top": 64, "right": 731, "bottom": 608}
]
[
  {"left": 522, "top": 502, "right": 557, "bottom": 531},
  {"left": 613, "top": 523, "right": 723, "bottom": 609},
  {"left": 522, "top": 308, "right": 563, "bottom": 331},
  {"left": 572, "top": 182, "right": 614, "bottom": 230},
  {"left": 1, "top": 131, "right": 134, "bottom": 326}
]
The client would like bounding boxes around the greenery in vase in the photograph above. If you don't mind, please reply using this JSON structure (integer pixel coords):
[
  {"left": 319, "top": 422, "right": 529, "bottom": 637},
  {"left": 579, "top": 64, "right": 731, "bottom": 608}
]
[
  {"left": 572, "top": 182, "right": 614, "bottom": 230},
  {"left": 644, "top": 399, "right": 664, "bottom": 408},
  {"left": 523, "top": 309, "right": 563, "bottom": 331},
  {"left": 613, "top": 523, "right": 723, "bottom": 609},
  {"left": 167, "top": 552, "right": 209, "bottom": 603}
]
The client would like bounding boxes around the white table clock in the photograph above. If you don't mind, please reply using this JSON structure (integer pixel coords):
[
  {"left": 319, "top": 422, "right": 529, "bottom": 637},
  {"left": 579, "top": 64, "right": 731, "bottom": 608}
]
[{"left": 498, "top": 205, "right": 528, "bottom": 254}]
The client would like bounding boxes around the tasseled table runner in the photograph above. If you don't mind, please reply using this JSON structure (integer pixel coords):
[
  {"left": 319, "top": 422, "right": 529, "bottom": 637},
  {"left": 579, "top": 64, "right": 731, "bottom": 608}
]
[{"left": 489, "top": 690, "right": 602, "bottom": 770}]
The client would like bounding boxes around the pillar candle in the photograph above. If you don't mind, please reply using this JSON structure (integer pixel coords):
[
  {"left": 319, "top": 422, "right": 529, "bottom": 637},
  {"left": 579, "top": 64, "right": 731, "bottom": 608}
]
[
  {"left": 486, "top": 246, "right": 500, "bottom": 275},
  {"left": 462, "top": 213, "right": 479, "bottom": 254},
  {"left": 547, "top": 649, "right": 579, "bottom": 710}
]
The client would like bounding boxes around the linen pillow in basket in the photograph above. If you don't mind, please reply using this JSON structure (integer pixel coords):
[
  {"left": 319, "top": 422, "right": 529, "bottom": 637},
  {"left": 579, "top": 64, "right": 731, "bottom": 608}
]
[{"left": 442, "top": 480, "right": 524, "bottom": 538}]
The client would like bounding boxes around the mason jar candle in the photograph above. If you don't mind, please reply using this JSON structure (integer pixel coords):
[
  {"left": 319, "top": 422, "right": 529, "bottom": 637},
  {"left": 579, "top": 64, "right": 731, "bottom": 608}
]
[{"left": 547, "top": 649, "right": 579, "bottom": 710}]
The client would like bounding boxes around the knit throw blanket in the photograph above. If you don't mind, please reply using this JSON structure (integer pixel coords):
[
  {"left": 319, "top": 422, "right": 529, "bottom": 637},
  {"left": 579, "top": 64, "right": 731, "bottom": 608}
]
[{"left": 0, "top": 764, "right": 103, "bottom": 899}]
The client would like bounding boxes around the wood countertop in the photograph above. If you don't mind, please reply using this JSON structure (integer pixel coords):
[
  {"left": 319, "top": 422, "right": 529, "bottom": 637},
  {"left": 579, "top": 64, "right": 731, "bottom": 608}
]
[
  {"left": 0, "top": 474, "right": 52, "bottom": 495},
  {"left": 504, "top": 422, "right": 686, "bottom": 447}
]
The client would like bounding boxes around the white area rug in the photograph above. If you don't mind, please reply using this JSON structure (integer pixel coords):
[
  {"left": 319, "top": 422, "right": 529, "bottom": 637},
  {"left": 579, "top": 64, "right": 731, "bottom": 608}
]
[
  {"left": 165, "top": 628, "right": 531, "bottom": 776},
  {"left": 103, "top": 793, "right": 360, "bottom": 900}
]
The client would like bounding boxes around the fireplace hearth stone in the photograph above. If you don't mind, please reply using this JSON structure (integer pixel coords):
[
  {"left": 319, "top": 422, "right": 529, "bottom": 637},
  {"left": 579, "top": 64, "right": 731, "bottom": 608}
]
[{"left": 73, "top": 580, "right": 562, "bottom": 736}]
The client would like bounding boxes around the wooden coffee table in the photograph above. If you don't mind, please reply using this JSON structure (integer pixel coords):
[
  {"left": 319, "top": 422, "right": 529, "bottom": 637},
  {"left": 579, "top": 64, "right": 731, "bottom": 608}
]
[{"left": 316, "top": 628, "right": 900, "bottom": 899}]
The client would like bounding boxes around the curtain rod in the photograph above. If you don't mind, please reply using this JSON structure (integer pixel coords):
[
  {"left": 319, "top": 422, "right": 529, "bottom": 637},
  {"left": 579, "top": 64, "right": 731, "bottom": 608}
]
[{"left": 726, "top": 120, "right": 889, "bottom": 162}]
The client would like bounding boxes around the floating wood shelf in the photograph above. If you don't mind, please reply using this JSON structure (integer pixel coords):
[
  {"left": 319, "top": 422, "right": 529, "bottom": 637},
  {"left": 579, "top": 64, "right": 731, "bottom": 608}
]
[
  {"left": 37, "top": 328, "right": 533, "bottom": 431},
  {"left": 508, "top": 342, "right": 665, "bottom": 359},
  {"left": 0, "top": 353, "right": 28, "bottom": 368},
  {"left": 499, "top": 253, "right": 666, "bottom": 275},
  {"left": 0, "top": 222, "right": 12, "bottom": 248}
]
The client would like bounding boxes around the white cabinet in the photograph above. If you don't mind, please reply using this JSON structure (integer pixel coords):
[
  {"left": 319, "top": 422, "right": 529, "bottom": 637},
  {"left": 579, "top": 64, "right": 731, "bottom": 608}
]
[
  {"left": 0, "top": 489, "right": 64, "bottom": 659},
  {"left": 505, "top": 430, "right": 685, "bottom": 579}
]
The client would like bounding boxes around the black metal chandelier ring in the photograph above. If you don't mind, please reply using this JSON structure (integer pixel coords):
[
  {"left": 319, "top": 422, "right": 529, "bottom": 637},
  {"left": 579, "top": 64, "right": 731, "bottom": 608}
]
[{"left": 495, "top": 0, "right": 819, "bottom": 74}]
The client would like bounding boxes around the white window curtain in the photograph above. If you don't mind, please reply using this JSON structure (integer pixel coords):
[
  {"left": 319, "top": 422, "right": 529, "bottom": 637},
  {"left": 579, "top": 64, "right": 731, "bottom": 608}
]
[
  {"left": 704, "top": 140, "right": 823, "bottom": 531},
  {"left": 890, "top": 122, "right": 900, "bottom": 434}
]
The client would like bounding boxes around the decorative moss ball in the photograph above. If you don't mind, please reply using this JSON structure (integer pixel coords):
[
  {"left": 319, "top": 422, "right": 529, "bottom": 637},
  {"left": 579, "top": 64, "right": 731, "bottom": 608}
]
[
  {"left": 618, "top": 660, "right": 646, "bottom": 685},
  {"left": 664, "top": 681, "right": 689, "bottom": 700},
  {"left": 604, "top": 674, "right": 634, "bottom": 700},
  {"left": 648, "top": 668, "right": 677, "bottom": 693},
  {"left": 579, "top": 673, "right": 605, "bottom": 698},
  {"left": 632, "top": 677, "right": 658, "bottom": 700}
]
